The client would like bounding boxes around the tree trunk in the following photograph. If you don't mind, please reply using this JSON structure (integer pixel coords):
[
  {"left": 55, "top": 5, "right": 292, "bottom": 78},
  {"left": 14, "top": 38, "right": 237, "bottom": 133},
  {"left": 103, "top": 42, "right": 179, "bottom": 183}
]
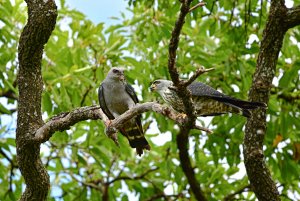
[
  {"left": 244, "top": 1, "right": 300, "bottom": 200},
  {"left": 16, "top": 0, "right": 57, "bottom": 200}
]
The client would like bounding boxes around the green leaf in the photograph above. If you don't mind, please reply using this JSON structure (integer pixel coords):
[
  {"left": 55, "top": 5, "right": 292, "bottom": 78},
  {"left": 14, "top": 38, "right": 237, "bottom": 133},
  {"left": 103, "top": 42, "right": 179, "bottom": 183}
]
[{"left": 0, "top": 102, "right": 11, "bottom": 114}]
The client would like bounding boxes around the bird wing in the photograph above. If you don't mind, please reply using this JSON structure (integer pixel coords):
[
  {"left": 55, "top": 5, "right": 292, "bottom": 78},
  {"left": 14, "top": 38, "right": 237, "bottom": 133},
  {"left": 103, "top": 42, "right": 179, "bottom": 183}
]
[
  {"left": 188, "top": 82, "right": 266, "bottom": 110},
  {"left": 98, "top": 84, "right": 115, "bottom": 120},
  {"left": 124, "top": 83, "right": 143, "bottom": 132},
  {"left": 124, "top": 84, "right": 150, "bottom": 155},
  {"left": 125, "top": 84, "right": 139, "bottom": 104}
]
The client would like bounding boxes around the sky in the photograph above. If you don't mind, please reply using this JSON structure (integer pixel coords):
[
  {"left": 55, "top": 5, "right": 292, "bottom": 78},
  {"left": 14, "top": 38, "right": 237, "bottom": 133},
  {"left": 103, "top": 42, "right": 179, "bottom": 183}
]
[{"left": 65, "top": 0, "right": 130, "bottom": 24}]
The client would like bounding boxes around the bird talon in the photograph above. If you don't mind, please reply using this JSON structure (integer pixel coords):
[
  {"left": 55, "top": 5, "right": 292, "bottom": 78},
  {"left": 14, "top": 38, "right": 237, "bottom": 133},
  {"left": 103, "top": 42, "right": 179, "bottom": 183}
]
[
  {"left": 177, "top": 113, "right": 187, "bottom": 120},
  {"left": 105, "top": 120, "right": 112, "bottom": 127}
]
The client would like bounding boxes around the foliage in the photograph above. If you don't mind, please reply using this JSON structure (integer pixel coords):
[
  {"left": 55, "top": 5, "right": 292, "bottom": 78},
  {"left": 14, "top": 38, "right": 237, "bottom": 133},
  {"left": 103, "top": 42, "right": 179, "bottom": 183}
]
[{"left": 0, "top": 0, "right": 299, "bottom": 200}]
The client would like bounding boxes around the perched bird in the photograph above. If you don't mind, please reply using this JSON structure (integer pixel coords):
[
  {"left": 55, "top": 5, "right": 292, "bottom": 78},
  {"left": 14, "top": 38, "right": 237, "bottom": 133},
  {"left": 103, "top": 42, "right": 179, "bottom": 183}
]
[
  {"left": 150, "top": 79, "right": 266, "bottom": 117},
  {"left": 98, "top": 67, "right": 150, "bottom": 156}
]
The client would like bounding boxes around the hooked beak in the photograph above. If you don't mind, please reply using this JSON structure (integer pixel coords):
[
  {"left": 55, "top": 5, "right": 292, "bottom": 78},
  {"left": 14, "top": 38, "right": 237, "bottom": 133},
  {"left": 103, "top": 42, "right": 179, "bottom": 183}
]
[
  {"left": 119, "top": 74, "right": 125, "bottom": 81},
  {"left": 150, "top": 84, "right": 156, "bottom": 92}
]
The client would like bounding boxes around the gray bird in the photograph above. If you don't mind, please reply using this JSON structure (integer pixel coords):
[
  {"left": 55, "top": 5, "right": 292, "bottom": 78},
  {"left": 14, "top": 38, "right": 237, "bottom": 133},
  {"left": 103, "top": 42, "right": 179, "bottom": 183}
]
[
  {"left": 98, "top": 68, "right": 150, "bottom": 156},
  {"left": 150, "top": 79, "right": 266, "bottom": 117}
]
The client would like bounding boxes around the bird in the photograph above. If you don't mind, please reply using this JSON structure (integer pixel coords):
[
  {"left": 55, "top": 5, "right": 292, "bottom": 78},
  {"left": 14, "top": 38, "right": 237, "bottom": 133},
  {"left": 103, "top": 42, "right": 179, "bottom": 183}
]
[
  {"left": 98, "top": 67, "right": 150, "bottom": 156},
  {"left": 150, "top": 79, "right": 267, "bottom": 117}
]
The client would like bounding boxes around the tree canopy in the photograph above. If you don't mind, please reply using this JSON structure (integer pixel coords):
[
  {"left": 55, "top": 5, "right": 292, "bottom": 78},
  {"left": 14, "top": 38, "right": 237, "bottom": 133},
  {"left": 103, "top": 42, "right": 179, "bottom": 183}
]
[{"left": 0, "top": 0, "right": 300, "bottom": 200}]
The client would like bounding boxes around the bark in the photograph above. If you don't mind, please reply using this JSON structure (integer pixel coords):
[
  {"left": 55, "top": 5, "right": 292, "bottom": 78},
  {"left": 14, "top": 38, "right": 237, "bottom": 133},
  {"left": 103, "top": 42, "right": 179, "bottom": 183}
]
[
  {"left": 34, "top": 103, "right": 211, "bottom": 145},
  {"left": 244, "top": 1, "right": 300, "bottom": 200},
  {"left": 16, "top": 0, "right": 57, "bottom": 200},
  {"left": 168, "top": 0, "right": 207, "bottom": 200}
]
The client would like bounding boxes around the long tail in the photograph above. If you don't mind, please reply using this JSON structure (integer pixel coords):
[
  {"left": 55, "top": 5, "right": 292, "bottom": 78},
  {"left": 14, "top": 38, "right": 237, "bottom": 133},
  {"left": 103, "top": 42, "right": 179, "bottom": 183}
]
[
  {"left": 225, "top": 99, "right": 267, "bottom": 117},
  {"left": 121, "top": 125, "right": 150, "bottom": 156},
  {"left": 213, "top": 96, "right": 267, "bottom": 109}
]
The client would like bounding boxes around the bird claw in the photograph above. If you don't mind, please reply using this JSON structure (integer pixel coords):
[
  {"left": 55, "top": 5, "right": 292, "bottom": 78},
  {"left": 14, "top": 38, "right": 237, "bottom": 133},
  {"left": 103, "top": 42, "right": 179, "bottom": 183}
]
[
  {"left": 104, "top": 120, "right": 112, "bottom": 127},
  {"left": 176, "top": 113, "right": 187, "bottom": 120}
]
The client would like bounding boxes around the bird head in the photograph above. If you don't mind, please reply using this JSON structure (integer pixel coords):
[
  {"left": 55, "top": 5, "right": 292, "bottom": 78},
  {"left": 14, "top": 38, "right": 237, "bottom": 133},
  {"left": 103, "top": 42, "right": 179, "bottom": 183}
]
[
  {"left": 150, "top": 79, "right": 173, "bottom": 94},
  {"left": 107, "top": 67, "right": 126, "bottom": 82}
]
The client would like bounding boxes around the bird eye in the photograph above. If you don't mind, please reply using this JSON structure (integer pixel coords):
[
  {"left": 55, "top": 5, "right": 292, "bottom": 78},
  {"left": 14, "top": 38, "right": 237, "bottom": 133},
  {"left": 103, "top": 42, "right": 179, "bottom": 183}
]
[
  {"left": 154, "top": 81, "right": 160, "bottom": 85},
  {"left": 113, "top": 69, "right": 119, "bottom": 73}
]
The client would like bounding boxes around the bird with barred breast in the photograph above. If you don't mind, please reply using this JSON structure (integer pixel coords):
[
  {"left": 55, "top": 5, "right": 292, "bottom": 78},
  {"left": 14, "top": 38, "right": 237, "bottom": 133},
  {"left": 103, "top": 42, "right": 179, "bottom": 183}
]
[
  {"left": 150, "top": 79, "right": 267, "bottom": 117},
  {"left": 98, "top": 68, "right": 150, "bottom": 156}
]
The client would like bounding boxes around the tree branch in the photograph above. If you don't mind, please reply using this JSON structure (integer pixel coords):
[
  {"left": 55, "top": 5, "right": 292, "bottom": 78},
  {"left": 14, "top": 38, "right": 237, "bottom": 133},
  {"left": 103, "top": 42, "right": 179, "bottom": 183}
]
[
  {"left": 34, "top": 102, "right": 212, "bottom": 144},
  {"left": 107, "top": 102, "right": 211, "bottom": 134},
  {"left": 106, "top": 167, "right": 159, "bottom": 185},
  {"left": 34, "top": 106, "right": 103, "bottom": 143},
  {"left": 189, "top": 2, "right": 206, "bottom": 12},
  {"left": 69, "top": 173, "right": 102, "bottom": 191},
  {"left": 285, "top": 5, "right": 300, "bottom": 29},
  {"left": 182, "top": 67, "right": 214, "bottom": 87},
  {"left": 167, "top": 0, "right": 207, "bottom": 200},
  {"left": 0, "top": 89, "right": 18, "bottom": 100},
  {"left": 168, "top": 0, "right": 193, "bottom": 85},
  {"left": 223, "top": 184, "right": 251, "bottom": 201},
  {"left": 0, "top": 148, "right": 14, "bottom": 165}
]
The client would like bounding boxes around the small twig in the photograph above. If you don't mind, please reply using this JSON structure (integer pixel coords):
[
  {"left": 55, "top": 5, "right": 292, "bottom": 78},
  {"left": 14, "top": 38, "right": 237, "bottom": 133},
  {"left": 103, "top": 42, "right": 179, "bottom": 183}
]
[
  {"left": 69, "top": 172, "right": 102, "bottom": 191},
  {"left": 223, "top": 184, "right": 251, "bottom": 201},
  {"left": 183, "top": 67, "right": 215, "bottom": 87},
  {"left": 106, "top": 155, "right": 119, "bottom": 183},
  {"left": 0, "top": 148, "right": 14, "bottom": 165},
  {"left": 201, "top": 0, "right": 217, "bottom": 17},
  {"left": 80, "top": 86, "right": 92, "bottom": 106},
  {"left": 189, "top": 2, "right": 206, "bottom": 12},
  {"left": 194, "top": 125, "right": 212, "bottom": 134},
  {"left": 0, "top": 89, "right": 18, "bottom": 100},
  {"left": 106, "top": 167, "right": 159, "bottom": 185}
]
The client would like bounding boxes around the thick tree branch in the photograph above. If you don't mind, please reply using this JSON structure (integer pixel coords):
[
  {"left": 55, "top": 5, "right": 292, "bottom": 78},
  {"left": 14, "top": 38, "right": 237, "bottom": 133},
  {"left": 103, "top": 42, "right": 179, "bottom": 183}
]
[
  {"left": 107, "top": 102, "right": 211, "bottom": 134},
  {"left": 244, "top": 0, "right": 292, "bottom": 200},
  {"left": 168, "top": 0, "right": 193, "bottom": 85},
  {"left": 167, "top": 0, "right": 207, "bottom": 201},
  {"left": 34, "top": 102, "right": 212, "bottom": 144},
  {"left": 34, "top": 106, "right": 103, "bottom": 143},
  {"left": 16, "top": 0, "right": 57, "bottom": 200},
  {"left": 285, "top": 5, "right": 300, "bottom": 29}
]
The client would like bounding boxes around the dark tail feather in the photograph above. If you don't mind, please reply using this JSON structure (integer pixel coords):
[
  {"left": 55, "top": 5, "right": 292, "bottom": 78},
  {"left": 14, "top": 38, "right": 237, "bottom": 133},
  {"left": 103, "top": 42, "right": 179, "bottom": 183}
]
[
  {"left": 238, "top": 100, "right": 267, "bottom": 110},
  {"left": 248, "top": 101, "right": 267, "bottom": 109},
  {"left": 213, "top": 97, "right": 267, "bottom": 110},
  {"left": 242, "top": 109, "right": 251, "bottom": 117},
  {"left": 124, "top": 128, "right": 151, "bottom": 156}
]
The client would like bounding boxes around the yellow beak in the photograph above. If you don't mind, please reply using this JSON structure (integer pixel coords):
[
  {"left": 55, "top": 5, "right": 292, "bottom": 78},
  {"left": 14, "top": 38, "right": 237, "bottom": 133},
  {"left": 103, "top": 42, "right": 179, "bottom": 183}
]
[{"left": 150, "top": 84, "right": 156, "bottom": 92}]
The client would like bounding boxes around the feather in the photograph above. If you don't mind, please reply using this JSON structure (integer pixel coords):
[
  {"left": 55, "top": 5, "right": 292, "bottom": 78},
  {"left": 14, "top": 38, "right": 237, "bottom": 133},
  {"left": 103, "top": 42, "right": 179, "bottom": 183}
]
[
  {"left": 99, "top": 68, "right": 150, "bottom": 156},
  {"left": 188, "top": 82, "right": 267, "bottom": 111}
]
